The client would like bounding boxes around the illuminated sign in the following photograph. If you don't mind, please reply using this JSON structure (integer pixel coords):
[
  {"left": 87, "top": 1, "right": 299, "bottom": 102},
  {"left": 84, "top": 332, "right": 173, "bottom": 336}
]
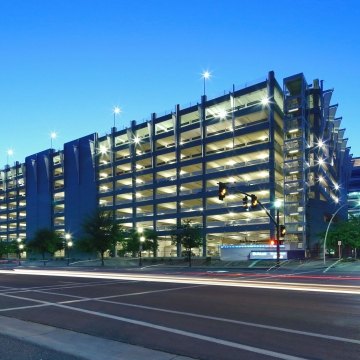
[{"left": 249, "top": 251, "right": 287, "bottom": 260}]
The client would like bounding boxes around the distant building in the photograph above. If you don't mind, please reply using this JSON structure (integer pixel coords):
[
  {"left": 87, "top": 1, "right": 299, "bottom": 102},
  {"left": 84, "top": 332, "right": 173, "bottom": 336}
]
[{"left": 0, "top": 71, "right": 353, "bottom": 258}]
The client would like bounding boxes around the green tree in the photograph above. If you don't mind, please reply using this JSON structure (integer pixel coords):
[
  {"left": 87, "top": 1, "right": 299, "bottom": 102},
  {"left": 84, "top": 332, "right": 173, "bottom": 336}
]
[
  {"left": 121, "top": 228, "right": 148, "bottom": 257},
  {"left": 171, "top": 220, "right": 202, "bottom": 267},
  {"left": 0, "top": 240, "right": 18, "bottom": 258},
  {"left": 77, "top": 210, "right": 125, "bottom": 266},
  {"left": 27, "top": 228, "right": 63, "bottom": 263},
  {"left": 325, "top": 215, "right": 360, "bottom": 258},
  {"left": 144, "top": 228, "right": 159, "bottom": 258}
]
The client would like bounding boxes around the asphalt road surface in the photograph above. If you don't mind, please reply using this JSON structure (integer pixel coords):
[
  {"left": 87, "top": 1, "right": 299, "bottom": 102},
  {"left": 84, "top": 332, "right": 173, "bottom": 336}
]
[{"left": 0, "top": 268, "right": 359, "bottom": 360}]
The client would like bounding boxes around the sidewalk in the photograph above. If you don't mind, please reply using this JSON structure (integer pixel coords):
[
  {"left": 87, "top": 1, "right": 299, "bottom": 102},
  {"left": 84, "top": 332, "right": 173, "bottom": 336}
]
[{"left": 0, "top": 315, "right": 194, "bottom": 360}]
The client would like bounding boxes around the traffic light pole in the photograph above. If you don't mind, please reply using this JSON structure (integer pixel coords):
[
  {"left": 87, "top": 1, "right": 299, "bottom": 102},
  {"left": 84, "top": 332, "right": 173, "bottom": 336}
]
[
  {"left": 218, "top": 184, "right": 283, "bottom": 267},
  {"left": 233, "top": 189, "right": 282, "bottom": 267},
  {"left": 276, "top": 208, "right": 280, "bottom": 268}
]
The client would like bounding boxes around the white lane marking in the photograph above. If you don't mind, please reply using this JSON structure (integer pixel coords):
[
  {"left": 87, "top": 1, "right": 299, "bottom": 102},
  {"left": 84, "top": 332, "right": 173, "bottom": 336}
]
[
  {"left": 2, "top": 279, "right": 137, "bottom": 294},
  {"left": 0, "top": 284, "right": 205, "bottom": 312},
  {"left": 0, "top": 291, "right": 308, "bottom": 360},
  {"left": 2, "top": 282, "right": 359, "bottom": 347},
  {"left": 0, "top": 303, "right": 49, "bottom": 312},
  {"left": 94, "top": 299, "right": 360, "bottom": 345},
  {"left": 60, "top": 284, "right": 206, "bottom": 304}
]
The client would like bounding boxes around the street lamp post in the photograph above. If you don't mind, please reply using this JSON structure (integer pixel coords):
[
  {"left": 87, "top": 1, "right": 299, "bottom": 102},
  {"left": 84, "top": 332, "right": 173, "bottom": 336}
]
[
  {"left": 50, "top": 132, "right": 57, "bottom": 149},
  {"left": 7, "top": 149, "right": 14, "bottom": 166},
  {"left": 18, "top": 244, "right": 24, "bottom": 265},
  {"left": 323, "top": 203, "right": 347, "bottom": 265},
  {"left": 113, "top": 106, "right": 121, "bottom": 129},
  {"left": 17, "top": 237, "right": 23, "bottom": 265},
  {"left": 202, "top": 71, "right": 211, "bottom": 96},
  {"left": 139, "top": 235, "right": 145, "bottom": 267},
  {"left": 65, "top": 233, "right": 73, "bottom": 266},
  {"left": 67, "top": 241, "right": 73, "bottom": 266}
]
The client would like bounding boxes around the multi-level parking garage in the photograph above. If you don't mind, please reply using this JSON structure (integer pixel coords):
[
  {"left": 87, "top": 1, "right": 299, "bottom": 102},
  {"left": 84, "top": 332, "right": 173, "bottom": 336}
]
[{"left": 0, "top": 71, "right": 353, "bottom": 257}]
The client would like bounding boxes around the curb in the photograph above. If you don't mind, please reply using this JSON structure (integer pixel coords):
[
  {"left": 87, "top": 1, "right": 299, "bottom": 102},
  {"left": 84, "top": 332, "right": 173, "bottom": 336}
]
[{"left": 0, "top": 316, "right": 194, "bottom": 360}]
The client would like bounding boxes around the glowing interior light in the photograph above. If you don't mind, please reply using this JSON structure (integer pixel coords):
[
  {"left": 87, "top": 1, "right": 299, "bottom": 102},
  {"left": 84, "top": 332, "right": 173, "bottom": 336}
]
[
  {"left": 318, "top": 158, "right": 325, "bottom": 166},
  {"left": 218, "top": 109, "right": 227, "bottom": 119},
  {"left": 318, "top": 176, "right": 324, "bottom": 183},
  {"left": 99, "top": 145, "right": 108, "bottom": 155},
  {"left": 261, "top": 97, "right": 269, "bottom": 106},
  {"left": 318, "top": 139, "right": 324, "bottom": 148}
]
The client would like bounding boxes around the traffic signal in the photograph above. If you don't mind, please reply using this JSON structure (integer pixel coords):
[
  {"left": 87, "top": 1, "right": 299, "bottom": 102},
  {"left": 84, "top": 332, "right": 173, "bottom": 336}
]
[
  {"left": 218, "top": 182, "right": 228, "bottom": 200},
  {"left": 280, "top": 225, "right": 286, "bottom": 237},
  {"left": 242, "top": 196, "right": 248, "bottom": 209},
  {"left": 250, "top": 194, "right": 258, "bottom": 208}
]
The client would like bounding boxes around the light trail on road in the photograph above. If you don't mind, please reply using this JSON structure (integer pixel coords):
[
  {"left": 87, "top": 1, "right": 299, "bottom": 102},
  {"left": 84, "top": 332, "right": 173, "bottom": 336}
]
[{"left": 2, "top": 269, "right": 360, "bottom": 295}]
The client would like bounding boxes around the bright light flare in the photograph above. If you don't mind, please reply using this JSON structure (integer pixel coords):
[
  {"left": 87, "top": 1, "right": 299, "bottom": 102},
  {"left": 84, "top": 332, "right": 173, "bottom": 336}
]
[
  {"left": 202, "top": 70, "right": 211, "bottom": 79},
  {"left": 113, "top": 106, "right": 121, "bottom": 115},
  {"left": 99, "top": 145, "right": 108, "bottom": 155},
  {"left": 317, "top": 139, "right": 325, "bottom": 149},
  {"left": 218, "top": 109, "right": 227, "bottom": 119},
  {"left": 50, "top": 132, "right": 57, "bottom": 140},
  {"left": 318, "top": 157, "right": 325, "bottom": 166},
  {"left": 7, "top": 149, "right": 14, "bottom": 156},
  {"left": 261, "top": 97, "right": 269, "bottom": 106}
]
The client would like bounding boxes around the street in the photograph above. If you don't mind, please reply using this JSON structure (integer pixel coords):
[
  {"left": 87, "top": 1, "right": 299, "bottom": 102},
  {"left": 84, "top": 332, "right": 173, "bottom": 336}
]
[{"left": 0, "top": 268, "right": 359, "bottom": 360}]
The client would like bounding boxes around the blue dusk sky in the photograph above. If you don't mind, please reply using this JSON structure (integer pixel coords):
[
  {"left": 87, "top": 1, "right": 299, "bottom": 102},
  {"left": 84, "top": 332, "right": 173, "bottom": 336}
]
[{"left": 1, "top": 0, "right": 359, "bottom": 166}]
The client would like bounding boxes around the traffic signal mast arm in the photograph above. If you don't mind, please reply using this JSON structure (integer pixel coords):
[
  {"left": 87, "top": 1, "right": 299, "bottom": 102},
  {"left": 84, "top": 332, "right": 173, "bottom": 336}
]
[
  {"left": 238, "top": 190, "right": 278, "bottom": 227},
  {"left": 218, "top": 182, "right": 283, "bottom": 267},
  {"left": 217, "top": 182, "right": 279, "bottom": 227}
]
